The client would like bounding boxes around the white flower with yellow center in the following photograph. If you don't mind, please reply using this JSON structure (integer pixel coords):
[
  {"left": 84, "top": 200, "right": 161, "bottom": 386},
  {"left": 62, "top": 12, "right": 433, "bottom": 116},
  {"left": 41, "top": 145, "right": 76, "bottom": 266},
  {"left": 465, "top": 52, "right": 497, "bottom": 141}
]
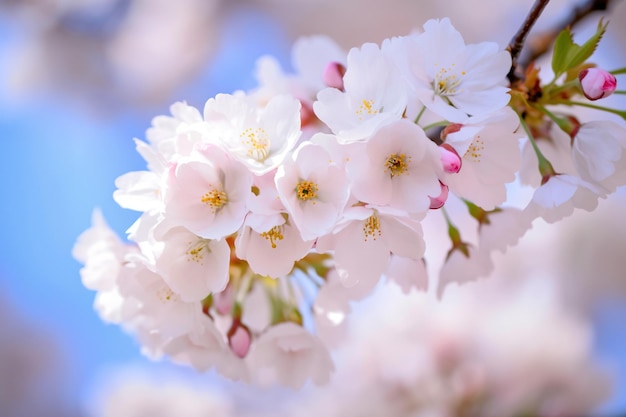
[
  {"left": 275, "top": 140, "right": 350, "bottom": 241},
  {"left": 204, "top": 93, "right": 302, "bottom": 175},
  {"left": 163, "top": 144, "right": 252, "bottom": 240},
  {"left": 442, "top": 108, "right": 523, "bottom": 210},
  {"left": 317, "top": 205, "right": 425, "bottom": 300},
  {"left": 347, "top": 119, "right": 441, "bottom": 214},
  {"left": 395, "top": 18, "right": 511, "bottom": 123},
  {"left": 313, "top": 42, "right": 408, "bottom": 143},
  {"left": 153, "top": 226, "right": 230, "bottom": 302}
]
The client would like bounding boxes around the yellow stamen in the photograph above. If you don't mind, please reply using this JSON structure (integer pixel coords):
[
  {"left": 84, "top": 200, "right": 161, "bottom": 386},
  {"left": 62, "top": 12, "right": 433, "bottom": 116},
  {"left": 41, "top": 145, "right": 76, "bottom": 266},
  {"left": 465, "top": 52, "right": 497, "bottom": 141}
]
[
  {"left": 385, "top": 153, "right": 411, "bottom": 178},
  {"left": 295, "top": 180, "right": 318, "bottom": 202},
  {"left": 260, "top": 225, "right": 284, "bottom": 248},
  {"left": 363, "top": 213, "right": 382, "bottom": 241},
  {"left": 201, "top": 189, "right": 228, "bottom": 212},
  {"left": 355, "top": 99, "right": 379, "bottom": 121},
  {"left": 186, "top": 239, "right": 210, "bottom": 265},
  {"left": 463, "top": 137, "right": 485, "bottom": 162},
  {"left": 240, "top": 127, "right": 270, "bottom": 162},
  {"left": 433, "top": 65, "right": 465, "bottom": 96}
]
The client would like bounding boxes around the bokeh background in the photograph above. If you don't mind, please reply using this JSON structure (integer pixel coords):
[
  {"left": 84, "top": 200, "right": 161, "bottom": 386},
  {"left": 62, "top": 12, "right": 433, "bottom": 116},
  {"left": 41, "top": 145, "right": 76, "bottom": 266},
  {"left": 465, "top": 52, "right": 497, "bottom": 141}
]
[{"left": 1, "top": 0, "right": 626, "bottom": 415}]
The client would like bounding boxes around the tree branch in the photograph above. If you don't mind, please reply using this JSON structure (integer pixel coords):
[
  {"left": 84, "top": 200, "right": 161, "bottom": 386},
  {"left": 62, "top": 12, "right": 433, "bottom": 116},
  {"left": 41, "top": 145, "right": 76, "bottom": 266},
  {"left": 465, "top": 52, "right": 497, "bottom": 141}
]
[
  {"left": 519, "top": 0, "right": 614, "bottom": 70},
  {"left": 507, "top": 0, "right": 552, "bottom": 84}
]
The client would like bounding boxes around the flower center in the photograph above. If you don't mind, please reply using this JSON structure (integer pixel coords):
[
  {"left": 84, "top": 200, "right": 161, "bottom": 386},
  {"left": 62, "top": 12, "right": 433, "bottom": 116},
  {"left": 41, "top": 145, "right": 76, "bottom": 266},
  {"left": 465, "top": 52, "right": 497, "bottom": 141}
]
[
  {"left": 157, "top": 286, "right": 178, "bottom": 303},
  {"left": 241, "top": 127, "right": 270, "bottom": 162},
  {"left": 355, "top": 99, "right": 379, "bottom": 121},
  {"left": 385, "top": 153, "right": 410, "bottom": 177},
  {"left": 201, "top": 189, "right": 228, "bottom": 212},
  {"left": 295, "top": 180, "right": 319, "bottom": 202},
  {"left": 363, "top": 213, "right": 382, "bottom": 241},
  {"left": 186, "top": 239, "right": 211, "bottom": 265},
  {"left": 260, "top": 225, "right": 284, "bottom": 249},
  {"left": 433, "top": 65, "right": 466, "bottom": 96},
  {"left": 463, "top": 137, "right": 485, "bottom": 162}
]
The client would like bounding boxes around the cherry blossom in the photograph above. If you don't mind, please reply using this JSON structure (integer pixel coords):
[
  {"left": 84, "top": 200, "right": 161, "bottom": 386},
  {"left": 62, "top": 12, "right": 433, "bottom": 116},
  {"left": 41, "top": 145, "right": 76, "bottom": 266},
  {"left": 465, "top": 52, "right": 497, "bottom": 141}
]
[
  {"left": 347, "top": 119, "right": 441, "bottom": 213},
  {"left": 313, "top": 42, "right": 408, "bottom": 142},
  {"left": 204, "top": 93, "right": 302, "bottom": 175},
  {"left": 163, "top": 145, "right": 252, "bottom": 240},
  {"left": 395, "top": 17, "right": 511, "bottom": 123},
  {"left": 275, "top": 140, "right": 350, "bottom": 241}
]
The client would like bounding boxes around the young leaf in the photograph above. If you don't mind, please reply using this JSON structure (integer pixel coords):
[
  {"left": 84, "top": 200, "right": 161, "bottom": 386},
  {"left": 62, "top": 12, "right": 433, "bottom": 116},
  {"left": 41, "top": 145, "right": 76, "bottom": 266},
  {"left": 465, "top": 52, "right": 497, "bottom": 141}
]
[{"left": 551, "top": 19, "right": 608, "bottom": 78}]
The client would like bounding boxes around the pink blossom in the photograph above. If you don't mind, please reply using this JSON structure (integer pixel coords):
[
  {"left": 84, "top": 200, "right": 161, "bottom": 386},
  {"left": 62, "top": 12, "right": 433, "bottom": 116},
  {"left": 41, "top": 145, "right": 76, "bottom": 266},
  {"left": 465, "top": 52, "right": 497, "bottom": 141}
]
[{"left": 579, "top": 68, "right": 617, "bottom": 101}]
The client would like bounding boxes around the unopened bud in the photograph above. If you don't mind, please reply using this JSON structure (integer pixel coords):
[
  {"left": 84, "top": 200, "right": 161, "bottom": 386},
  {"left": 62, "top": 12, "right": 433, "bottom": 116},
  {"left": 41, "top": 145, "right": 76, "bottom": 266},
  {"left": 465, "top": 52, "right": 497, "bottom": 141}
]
[
  {"left": 214, "top": 284, "right": 235, "bottom": 315},
  {"left": 579, "top": 68, "right": 617, "bottom": 101},
  {"left": 323, "top": 62, "right": 346, "bottom": 91},
  {"left": 439, "top": 144, "right": 462, "bottom": 173},
  {"left": 429, "top": 181, "right": 449, "bottom": 209},
  {"left": 228, "top": 322, "right": 251, "bottom": 358}
]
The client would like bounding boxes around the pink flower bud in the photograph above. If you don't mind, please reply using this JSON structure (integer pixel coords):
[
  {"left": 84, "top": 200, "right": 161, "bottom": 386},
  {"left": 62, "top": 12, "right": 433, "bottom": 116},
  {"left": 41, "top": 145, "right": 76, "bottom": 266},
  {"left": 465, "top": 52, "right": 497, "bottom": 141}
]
[
  {"left": 429, "top": 181, "right": 449, "bottom": 209},
  {"left": 228, "top": 322, "right": 251, "bottom": 358},
  {"left": 439, "top": 143, "right": 462, "bottom": 173},
  {"left": 214, "top": 284, "right": 235, "bottom": 315},
  {"left": 323, "top": 62, "right": 346, "bottom": 91},
  {"left": 579, "top": 68, "right": 617, "bottom": 101}
]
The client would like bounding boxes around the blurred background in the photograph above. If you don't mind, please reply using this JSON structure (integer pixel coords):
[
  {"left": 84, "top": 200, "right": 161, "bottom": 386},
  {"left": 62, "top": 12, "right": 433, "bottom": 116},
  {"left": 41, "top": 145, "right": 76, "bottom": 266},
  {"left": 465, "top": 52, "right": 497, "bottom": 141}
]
[{"left": 1, "top": 0, "right": 626, "bottom": 415}]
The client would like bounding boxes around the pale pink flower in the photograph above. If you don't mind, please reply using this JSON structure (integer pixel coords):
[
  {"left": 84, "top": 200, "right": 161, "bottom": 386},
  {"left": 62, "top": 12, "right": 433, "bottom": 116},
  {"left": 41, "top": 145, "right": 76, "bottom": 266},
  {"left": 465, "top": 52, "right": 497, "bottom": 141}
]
[
  {"left": 442, "top": 108, "right": 522, "bottom": 210},
  {"left": 163, "top": 320, "right": 248, "bottom": 381},
  {"left": 386, "top": 255, "right": 428, "bottom": 294},
  {"left": 317, "top": 205, "right": 425, "bottom": 300},
  {"left": 394, "top": 18, "right": 511, "bottom": 122},
  {"left": 163, "top": 145, "right": 252, "bottom": 240},
  {"left": 438, "top": 244, "right": 494, "bottom": 297},
  {"left": 246, "top": 322, "right": 334, "bottom": 388},
  {"left": 579, "top": 67, "right": 617, "bottom": 100},
  {"left": 203, "top": 93, "right": 302, "bottom": 175},
  {"left": 153, "top": 227, "right": 230, "bottom": 302},
  {"left": 72, "top": 210, "right": 141, "bottom": 324},
  {"left": 476, "top": 207, "right": 533, "bottom": 255},
  {"left": 275, "top": 141, "right": 350, "bottom": 241},
  {"left": 113, "top": 170, "right": 163, "bottom": 213},
  {"left": 235, "top": 217, "right": 313, "bottom": 279},
  {"left": 313, "top": 271, "right": 352, "bottom": 348},
  {"left": 572, "top": 120, "right": 626, "bottom": 190},
  {"left": 347, "top": 119, "right": 441, "bottom": 213},
  {"left": 313, "top": 42, "right": 408, "bottom": 143},
  {"left": 145, "top": 101, "right": 206, "bottom": 160},
  {"left": 524, "top": 174, "right": 608, "bottom": 224}
]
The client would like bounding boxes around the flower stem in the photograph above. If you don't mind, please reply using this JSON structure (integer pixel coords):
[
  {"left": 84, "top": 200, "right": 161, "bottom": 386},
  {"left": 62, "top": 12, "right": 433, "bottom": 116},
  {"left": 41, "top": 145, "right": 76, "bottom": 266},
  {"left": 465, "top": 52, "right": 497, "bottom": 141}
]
[
  {"left": 517, "top": 111, "right": 557, "bottom": 182},
  {"left": 414, "top": 105, "right": 426, "bottom": 124},
  {"left": 552, "top": 100, "right": 626, "bottom": 119},
  {"left": 610, "top": 67, "right": 626, "bottom": 75},
  {"left": 422, "top": 120, "right": 448, "bottom": 131}
]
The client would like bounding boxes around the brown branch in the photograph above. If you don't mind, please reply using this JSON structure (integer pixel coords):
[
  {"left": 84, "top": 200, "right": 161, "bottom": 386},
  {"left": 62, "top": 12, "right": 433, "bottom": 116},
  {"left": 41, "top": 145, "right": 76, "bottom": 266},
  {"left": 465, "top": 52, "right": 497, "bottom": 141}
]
[
  {"left": 507, "top": 0, "right": 552, "bottom": 84},
  {"left": 519, "top": 0, "right": 614, "bottom": 69}
]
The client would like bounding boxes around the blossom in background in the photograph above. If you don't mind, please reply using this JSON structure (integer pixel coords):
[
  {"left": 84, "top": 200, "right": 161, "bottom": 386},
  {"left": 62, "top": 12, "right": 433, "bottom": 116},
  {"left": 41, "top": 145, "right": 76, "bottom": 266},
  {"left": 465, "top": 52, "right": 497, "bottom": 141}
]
[{"left": 285, "top": 280, "right": 609, "bottom": 417}]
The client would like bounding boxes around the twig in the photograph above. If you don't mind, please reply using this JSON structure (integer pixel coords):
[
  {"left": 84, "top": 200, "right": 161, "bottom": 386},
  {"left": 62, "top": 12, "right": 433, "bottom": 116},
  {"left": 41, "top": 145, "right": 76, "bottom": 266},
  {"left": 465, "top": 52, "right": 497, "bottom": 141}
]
[
  {"left": 507, "top": 0, "right": 552, "bottom": 84},
  {"left": 519, "top": 0, "right": 614, "bottom": 69}
]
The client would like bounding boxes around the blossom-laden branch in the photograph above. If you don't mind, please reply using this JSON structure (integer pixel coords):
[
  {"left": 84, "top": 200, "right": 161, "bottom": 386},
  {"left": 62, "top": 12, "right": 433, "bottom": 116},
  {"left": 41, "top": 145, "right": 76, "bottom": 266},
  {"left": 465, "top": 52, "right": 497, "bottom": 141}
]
[{"left": 73, "top": 3, "right": 626, "bottom": 402}]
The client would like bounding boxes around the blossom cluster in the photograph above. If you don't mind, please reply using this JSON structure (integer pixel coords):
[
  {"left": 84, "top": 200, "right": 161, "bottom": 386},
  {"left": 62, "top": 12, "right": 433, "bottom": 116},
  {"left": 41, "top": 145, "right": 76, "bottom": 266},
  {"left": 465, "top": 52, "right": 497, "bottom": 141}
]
[{"left": 74, "top": 17, "right": 626, "bottom": 387}]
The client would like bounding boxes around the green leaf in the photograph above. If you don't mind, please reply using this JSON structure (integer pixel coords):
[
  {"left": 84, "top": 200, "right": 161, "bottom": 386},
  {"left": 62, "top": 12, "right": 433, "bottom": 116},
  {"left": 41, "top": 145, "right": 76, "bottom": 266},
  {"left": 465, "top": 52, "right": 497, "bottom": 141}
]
[{"left": 551, "top": 19, "right": 608, "bottom": 78}]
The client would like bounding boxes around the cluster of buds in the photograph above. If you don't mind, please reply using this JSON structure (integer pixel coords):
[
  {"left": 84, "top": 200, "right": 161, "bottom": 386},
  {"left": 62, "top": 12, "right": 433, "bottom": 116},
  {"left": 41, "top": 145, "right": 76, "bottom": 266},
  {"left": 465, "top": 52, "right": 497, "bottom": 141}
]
[{"left": 74, "top": 16, "right": 626, "bottom": 387}]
